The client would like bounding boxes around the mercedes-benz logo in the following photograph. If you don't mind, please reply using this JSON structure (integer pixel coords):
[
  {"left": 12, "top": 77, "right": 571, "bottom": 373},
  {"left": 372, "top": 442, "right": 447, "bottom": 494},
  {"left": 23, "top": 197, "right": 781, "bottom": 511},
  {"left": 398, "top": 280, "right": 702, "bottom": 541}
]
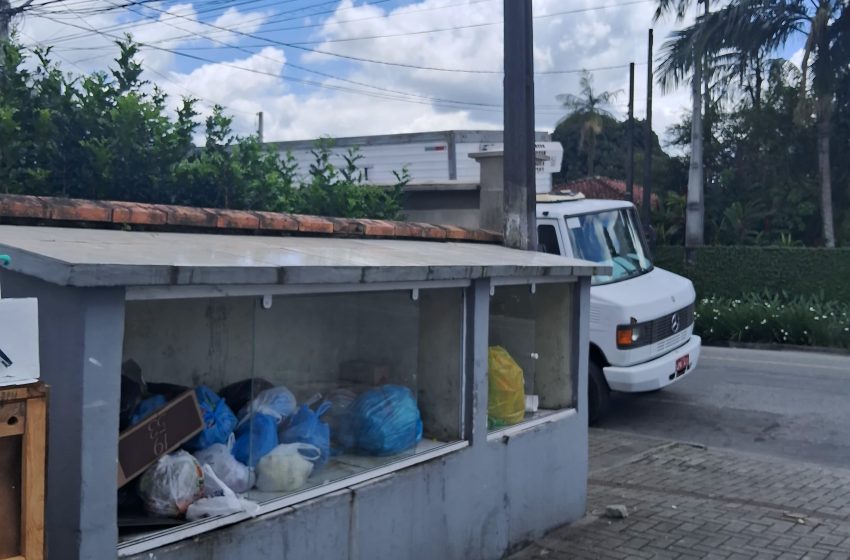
[{"left": 671, "top": 313, "right": 680, "bottom": 334}]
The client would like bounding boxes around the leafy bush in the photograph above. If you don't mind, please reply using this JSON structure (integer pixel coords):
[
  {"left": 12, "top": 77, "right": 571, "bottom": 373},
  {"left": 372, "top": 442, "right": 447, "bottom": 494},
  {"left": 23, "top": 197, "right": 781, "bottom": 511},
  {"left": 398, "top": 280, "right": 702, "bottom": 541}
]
[
  {"left": 0, "top": 39, "right": 407, "bottom": 220},
  {"left": 655, "top": 246, "right": 850, "bottom": 303},
  {"left": 696, "top": 292, "right": 850, "bottom": 349}
]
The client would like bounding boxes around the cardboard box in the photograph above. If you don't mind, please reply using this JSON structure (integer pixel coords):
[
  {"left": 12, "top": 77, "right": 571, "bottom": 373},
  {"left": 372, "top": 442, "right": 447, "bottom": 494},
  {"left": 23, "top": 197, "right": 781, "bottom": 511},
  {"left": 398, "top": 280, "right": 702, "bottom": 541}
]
[{"left": 117, "top": 390, "right": 203, "bottom": 488}]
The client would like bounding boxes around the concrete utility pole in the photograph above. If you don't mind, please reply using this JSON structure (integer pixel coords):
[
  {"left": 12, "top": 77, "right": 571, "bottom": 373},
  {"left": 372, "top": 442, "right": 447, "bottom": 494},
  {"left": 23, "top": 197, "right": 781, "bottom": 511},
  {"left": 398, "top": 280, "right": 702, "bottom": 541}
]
[
  {"left": 503, "top": 0, "right": 536, "bottom": 251},
  {"left": 1, "top": 0, "right": 13, "bottom": 43},
  {"left": 257, "top": 111, "right": 264, "bottom": 143},
  {"left": 641, "top": 29, "right": 653, "bottom": 228},
  {"left": 1, "top": 0, "right": 34, "bottom": 43},
  {"left": 626, "top": 62, "right": 635, "bottom": 203}
]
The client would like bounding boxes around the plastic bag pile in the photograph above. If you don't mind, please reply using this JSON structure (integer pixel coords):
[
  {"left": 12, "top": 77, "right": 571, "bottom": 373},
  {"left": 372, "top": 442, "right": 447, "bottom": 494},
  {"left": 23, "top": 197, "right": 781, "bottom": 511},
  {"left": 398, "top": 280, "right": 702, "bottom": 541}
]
[{"left": 121, "top": 372, "right": 424, "bottom": 520}]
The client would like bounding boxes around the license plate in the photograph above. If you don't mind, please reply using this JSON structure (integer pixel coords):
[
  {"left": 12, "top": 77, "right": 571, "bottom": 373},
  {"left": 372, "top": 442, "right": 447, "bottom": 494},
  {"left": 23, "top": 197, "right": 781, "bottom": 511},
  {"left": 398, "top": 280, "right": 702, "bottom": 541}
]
[{"left": 676, "top": 355, "right": 690, "bottom": 375}]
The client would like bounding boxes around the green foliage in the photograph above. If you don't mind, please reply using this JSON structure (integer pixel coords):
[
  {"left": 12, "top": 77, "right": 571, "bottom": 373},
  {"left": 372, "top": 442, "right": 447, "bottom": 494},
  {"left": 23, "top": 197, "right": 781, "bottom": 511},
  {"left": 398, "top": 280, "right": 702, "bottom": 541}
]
[
  {"left": 552, "top": 113, "right": 687, "bottom": 194},
  {"left": 658, "top": 58, "right": 849, "bottom": 246},
  {"left": 0, "top": 39, "right": 406, "bottom": 220},
  {"left": 696, "top": 292, "right": 850, "bottom": 349},
  {"left": 655, "top": 246, "right": 850, "bottom": 303}
]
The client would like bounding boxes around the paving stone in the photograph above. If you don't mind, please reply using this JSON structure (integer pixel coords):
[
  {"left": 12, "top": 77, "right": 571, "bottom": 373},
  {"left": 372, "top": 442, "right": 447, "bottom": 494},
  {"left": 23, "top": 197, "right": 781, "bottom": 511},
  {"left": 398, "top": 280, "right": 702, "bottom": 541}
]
[{"left": 508, "top": 430, "right": 850, "bottom": 560}]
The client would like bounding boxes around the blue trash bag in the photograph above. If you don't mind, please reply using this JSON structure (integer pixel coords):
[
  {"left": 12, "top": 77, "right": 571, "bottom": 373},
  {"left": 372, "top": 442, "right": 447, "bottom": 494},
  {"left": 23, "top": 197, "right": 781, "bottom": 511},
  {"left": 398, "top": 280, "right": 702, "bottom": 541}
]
[
  {"left": 342, "top": 385, "right": 423, "bottom": 456},
  {"left": 279, "top": 401, "right": 332, "bottom": 469},
  {"left": 238, "top": 386, "right": 297, "bottom": 425},
  {"left": 232, "top": 413, "right": 278, "bottom": 468},
  {"left": 183, "top": 386, "right": 238, "bottom": 452},
  {"left": 129, "top": 395, "right": 167, "bottom": 426}
]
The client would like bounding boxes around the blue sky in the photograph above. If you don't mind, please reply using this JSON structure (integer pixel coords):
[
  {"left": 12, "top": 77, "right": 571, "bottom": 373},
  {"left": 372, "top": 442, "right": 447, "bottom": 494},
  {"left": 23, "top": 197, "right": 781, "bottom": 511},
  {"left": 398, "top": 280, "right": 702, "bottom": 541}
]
[{"left": 16, "top": 0, "right": 812, "bottom": 147}]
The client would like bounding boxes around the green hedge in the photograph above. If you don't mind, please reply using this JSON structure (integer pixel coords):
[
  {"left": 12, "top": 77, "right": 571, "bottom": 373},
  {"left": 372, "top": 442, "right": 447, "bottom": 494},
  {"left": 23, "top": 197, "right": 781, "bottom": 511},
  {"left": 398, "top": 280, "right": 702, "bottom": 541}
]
[{"left": 654, "top": 246, "right": 850, "bottom": 303}]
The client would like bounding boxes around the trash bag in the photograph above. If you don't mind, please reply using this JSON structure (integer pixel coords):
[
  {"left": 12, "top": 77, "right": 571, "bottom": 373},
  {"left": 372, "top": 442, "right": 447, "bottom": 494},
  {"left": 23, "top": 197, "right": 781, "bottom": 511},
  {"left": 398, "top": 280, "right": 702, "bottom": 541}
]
[
  {"left": 279, "top": 402, "right": 331, "bottom": 469},
  {"left": 137, "top": 450, "right": 205, "bottom": 518},
  {"left": 193, "top": 439, "right": 255, "bottom": 493},
  {"left": 186, "top": 465, "right": 259, "bottom": 521},
  {"left": 324, "top": 387, "right": 359, "bottom": 444},
  {"left": 232, "top": 413, "right": 278, "bottom": 468},
  {"left": 146, "top": 382, "right": 192, "bottom": 401},
  {"left": 120, "top": 360, "right": 145, "bottom": 430},
  {"left": 255, "top": 443, "right": 321, "bottom": 492},
  {"left": 487, "top": 346, "right": 526, "bottom": 427},
  {"left": 129, "top": 395, "right": 167, "bottom": 426},
  {"left": 238, "top": 386, "right": 297, "bottom": 425},
  {"left": 183, "top": 386, "right": 238, "bottom": 452},
  {"left": 220, "top": 378, "right": 275, "bottom": 414},
  {"left": 340, "top": 385, "right": 422, "bottom": 456}
]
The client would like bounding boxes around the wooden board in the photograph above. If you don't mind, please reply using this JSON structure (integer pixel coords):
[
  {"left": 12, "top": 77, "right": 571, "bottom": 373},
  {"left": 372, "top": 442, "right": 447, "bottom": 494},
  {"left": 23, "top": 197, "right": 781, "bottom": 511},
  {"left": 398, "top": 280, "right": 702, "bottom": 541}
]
[
  {"left": 0, "top": 382, "right": 46, "bottom": 560},
  {"left": 117, "top": 390, "right": 204, "bottom": 488},
  {"left": 0, "top": 436, "right": 22, "bottom": 558}
]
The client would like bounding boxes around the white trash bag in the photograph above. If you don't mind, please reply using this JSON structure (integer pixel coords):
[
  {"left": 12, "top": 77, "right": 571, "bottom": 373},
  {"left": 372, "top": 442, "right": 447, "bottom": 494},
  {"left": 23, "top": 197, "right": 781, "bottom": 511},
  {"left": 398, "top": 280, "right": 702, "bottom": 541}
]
[
  {"left": 255, "top": 443, "right": 321, "bottom": 492},
  {"left": 186, "top": 465, "right": 259, "bottom": 521},
  {"left": 193, "top": 437, "right": 256, "bottom": 493},
  {"left": 138, "top": 450, "right": 205, "bottom": 517}
]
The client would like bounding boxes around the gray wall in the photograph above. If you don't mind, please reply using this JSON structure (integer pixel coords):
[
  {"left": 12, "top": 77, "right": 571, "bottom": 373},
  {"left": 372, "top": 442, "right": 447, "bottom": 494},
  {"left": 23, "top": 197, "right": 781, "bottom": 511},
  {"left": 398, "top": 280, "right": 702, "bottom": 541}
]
[
  {"left": 1, "top": 269, "right": 126, "bottom": 560},
  {"left": 126, "top": 279, "right": 590, "bottom": 560}
]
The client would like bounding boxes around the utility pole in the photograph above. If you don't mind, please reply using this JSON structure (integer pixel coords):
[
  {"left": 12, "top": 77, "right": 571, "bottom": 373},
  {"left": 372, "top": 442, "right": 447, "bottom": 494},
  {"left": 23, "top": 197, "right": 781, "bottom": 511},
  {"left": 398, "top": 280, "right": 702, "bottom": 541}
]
[
  {"left": 503, "top": 0, "right": 536, "bottom": 251},
  {"left": 626, "top": 62, "right": 635, "bottom": 204},
  {"left": 1, "top": 0, "right": 14, "bottom": 43},
  {"left": 257, "top": 111, "right": 264, "bottom": 143},
  {"left": 1, "top": 0, "right": 34, "bottom": 43},
  {"left": 641, "top": 29, "right": 653, "bottom": 228}
]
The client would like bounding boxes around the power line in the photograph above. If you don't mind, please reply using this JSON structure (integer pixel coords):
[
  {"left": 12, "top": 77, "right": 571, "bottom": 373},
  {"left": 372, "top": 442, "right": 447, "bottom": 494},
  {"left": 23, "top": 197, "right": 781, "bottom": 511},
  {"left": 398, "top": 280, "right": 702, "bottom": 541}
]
[{"left": 55, "top": 0, "right": 651, "bottom": 75}]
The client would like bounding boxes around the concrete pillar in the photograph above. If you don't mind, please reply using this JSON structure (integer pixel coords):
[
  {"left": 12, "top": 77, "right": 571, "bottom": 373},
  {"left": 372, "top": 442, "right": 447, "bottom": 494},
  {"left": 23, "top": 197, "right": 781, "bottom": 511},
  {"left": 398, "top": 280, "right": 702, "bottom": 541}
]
[
  {"left": 468, "top": 152, "right": 505, "bottom": 235},
  {"left": 1, "top": 271, "right": 125, "bottom": 559}
]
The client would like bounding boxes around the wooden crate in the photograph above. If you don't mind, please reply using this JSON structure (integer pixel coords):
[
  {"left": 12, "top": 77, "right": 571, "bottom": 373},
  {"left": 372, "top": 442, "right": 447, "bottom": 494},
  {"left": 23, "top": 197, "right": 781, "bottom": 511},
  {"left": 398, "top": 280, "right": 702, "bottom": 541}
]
[{"left": 0, "top": 383, "right": 47, "bottom": 560}]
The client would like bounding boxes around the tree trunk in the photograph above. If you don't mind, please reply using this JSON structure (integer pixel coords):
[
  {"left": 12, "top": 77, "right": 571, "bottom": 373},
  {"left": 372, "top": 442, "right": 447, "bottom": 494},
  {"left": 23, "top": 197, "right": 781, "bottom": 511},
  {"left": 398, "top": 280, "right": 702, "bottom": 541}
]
[
  {"left": 817, "top": 96, "right": 835, "bottom": 248},
  {"left": 685, "top": 54, "right": 705, "bottom": 247},
  {"left": 588, "top": 133, "right": 596, "bottom": 177}
]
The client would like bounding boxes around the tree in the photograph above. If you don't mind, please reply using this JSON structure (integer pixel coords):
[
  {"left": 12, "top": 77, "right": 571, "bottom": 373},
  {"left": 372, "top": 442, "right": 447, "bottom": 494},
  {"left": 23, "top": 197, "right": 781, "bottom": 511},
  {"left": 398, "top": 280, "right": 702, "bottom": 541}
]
[
  {"left": 655, "top": 0, "right": 712, "bottom": 248},
  {"left": 0, "top": 38, "right": 408, "bottom": 219},
  {"left": 555, "top": 71, "right": 619, "bottom": 177},
  {"left": 658, "top": 0, "right": 850, "bottom": 247}
]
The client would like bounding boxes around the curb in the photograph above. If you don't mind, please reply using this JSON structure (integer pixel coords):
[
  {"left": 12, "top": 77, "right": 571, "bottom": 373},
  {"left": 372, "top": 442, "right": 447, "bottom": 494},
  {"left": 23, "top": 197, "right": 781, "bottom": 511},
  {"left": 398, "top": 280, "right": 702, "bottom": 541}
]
[{"left": 704, "top": 340, "right": 850, "bottom": 356}]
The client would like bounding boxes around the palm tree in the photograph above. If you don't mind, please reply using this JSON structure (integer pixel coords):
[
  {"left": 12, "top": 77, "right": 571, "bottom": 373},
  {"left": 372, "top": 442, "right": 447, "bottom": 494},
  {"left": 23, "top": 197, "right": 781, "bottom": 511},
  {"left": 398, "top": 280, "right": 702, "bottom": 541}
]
[
  {"left": 658, "top": 0, "right": 849, "bottom": 247},
  {"left": 556, "top": 71, "right": 619, "bottom": 177},
  {"left": 655, "top": 0, "right": 712, "bottom": 248}
]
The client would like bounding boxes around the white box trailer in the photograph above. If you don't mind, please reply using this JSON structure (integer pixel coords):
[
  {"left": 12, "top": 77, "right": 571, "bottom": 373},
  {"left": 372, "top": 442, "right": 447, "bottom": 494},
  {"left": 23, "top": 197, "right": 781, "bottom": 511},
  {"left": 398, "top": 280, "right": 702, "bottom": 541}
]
[{"left": 267, "top": 130, "right": 564, "bottom": 193}]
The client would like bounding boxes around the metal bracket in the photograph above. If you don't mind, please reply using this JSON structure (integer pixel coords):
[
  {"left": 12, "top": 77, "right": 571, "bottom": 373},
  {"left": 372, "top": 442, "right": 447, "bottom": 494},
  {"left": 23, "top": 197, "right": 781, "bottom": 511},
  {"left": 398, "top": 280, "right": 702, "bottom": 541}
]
[{"left": 261, "top": 295, "right": 273, "bottom": 310}]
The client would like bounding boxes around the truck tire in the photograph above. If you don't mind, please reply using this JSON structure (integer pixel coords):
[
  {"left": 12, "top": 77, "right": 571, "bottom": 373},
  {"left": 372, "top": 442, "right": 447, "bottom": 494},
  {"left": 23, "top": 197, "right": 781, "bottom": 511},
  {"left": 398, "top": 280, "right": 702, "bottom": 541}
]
[{"left": 588, "top": 360, "right": 610, "bottom": 425}]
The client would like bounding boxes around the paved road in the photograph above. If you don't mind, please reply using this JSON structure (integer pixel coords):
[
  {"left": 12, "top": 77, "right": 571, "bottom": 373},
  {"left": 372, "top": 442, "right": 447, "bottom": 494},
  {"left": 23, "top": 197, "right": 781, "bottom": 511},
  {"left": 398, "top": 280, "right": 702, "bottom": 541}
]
[{"left": 596, "top": 346, "right": 850, "bottom": 469}]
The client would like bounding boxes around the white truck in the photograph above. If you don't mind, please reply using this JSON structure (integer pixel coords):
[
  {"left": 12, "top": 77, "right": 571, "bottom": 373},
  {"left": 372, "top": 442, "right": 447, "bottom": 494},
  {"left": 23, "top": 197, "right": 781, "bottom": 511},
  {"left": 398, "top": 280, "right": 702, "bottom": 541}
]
[{"left": 536, "top": 193, "right": 701, "bottom": 422}]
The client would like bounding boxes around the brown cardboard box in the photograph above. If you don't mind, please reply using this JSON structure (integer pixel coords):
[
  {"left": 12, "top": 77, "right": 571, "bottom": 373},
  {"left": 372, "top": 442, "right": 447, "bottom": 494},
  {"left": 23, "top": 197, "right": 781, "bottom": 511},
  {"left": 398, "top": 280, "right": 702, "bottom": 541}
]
[{"left": 117, "top": 390, "right": 204, "bottom": 488}]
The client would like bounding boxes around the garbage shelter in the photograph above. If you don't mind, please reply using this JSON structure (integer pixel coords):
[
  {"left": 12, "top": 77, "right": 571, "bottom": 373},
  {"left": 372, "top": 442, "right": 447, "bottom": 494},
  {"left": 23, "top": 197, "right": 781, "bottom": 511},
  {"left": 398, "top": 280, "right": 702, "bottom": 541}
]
[{"left": 0, "top": 218, "right": 602, "bottom": 560}]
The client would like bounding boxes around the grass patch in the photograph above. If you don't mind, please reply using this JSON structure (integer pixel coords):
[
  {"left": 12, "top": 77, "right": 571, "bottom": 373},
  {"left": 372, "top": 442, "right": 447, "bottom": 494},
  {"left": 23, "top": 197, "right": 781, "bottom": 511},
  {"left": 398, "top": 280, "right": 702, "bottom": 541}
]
[{"left": 696, "top": 292, "right": 850, "bottom": 349}]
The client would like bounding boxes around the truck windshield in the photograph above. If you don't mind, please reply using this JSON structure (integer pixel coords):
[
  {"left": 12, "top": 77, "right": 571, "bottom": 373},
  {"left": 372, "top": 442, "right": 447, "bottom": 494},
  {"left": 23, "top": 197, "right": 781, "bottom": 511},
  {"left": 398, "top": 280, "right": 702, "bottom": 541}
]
[{"left": 564, "top": 208, "right": 653, "bottom": 285}]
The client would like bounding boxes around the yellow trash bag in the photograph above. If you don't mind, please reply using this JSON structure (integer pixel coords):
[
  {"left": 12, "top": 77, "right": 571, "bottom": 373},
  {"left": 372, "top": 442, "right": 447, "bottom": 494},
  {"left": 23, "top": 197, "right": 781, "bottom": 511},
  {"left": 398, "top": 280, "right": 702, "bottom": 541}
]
[{"left": 488, "top": 346, "right": 526, "bottom": 427}]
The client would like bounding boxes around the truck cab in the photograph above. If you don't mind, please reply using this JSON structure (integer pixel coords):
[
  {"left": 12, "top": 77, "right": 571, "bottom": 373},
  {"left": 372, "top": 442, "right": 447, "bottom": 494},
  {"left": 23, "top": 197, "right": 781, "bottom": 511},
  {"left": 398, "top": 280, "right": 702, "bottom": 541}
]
[{"left": 536, "top": 194, "right": 701, "bottom": 422}]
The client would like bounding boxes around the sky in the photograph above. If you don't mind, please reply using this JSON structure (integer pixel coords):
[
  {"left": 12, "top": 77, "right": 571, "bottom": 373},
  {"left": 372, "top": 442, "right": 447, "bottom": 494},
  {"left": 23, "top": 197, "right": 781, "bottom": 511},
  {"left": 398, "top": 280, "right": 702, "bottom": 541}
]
[{"left": 11, "top": 0, "right": 781, "bottom": 150}]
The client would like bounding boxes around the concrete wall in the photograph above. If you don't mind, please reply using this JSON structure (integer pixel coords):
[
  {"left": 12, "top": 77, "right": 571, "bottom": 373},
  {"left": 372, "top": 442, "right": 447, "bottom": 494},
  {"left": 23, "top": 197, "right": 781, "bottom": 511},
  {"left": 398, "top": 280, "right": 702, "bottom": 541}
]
[
  {"left": 125, "top": 279, "right": 590, "bottom": 560},
  {"left": 0, "top": 269, "right": 126, "bottom": 560}
]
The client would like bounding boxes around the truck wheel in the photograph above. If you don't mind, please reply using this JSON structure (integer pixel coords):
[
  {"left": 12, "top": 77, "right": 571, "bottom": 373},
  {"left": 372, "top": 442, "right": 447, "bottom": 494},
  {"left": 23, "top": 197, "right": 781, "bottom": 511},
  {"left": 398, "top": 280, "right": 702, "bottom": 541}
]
[{"left": 588, "top": 360, "right": 611, "bottom": 425}]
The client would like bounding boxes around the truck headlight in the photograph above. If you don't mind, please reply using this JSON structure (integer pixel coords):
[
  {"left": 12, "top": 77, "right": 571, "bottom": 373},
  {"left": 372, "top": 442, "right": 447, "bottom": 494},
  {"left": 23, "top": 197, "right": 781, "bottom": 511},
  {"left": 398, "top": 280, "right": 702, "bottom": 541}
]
[{"left": 616, "top": 321, "right": 651, "bottom": 349}]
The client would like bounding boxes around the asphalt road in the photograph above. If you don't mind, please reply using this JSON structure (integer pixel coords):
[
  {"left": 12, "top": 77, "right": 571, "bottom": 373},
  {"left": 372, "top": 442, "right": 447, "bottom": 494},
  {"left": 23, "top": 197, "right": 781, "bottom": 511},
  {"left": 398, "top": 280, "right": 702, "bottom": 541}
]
[{"left": 596, "top": 346, "right": 850, "bottom": 468}]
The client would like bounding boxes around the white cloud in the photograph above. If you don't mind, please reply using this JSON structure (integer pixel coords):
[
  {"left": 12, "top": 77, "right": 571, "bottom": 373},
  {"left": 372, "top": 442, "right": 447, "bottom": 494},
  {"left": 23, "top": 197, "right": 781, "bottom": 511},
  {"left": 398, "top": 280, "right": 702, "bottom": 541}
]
[{"left": 16, "top": 0, "right": 701, "bottom": 149}]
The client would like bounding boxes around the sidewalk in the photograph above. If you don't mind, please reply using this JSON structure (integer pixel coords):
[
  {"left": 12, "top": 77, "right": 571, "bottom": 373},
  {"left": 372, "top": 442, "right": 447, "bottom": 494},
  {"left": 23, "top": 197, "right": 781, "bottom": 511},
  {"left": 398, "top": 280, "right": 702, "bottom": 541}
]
[{"left": 509, "top": 429, "right": 850, "bottom": 560}]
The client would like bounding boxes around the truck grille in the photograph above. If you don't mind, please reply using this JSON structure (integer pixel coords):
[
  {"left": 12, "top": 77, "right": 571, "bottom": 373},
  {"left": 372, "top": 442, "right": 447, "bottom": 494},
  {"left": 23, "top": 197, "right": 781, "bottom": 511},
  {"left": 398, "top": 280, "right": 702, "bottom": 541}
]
[{"left": 650, "top": 304, "right": 695, "bottom": 342}]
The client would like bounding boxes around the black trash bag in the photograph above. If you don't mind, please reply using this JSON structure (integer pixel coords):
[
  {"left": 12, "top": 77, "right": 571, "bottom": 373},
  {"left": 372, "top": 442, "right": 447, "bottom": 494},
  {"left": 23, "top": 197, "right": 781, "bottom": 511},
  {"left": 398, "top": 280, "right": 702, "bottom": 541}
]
[
  {"left": 220, "top": 378, "right": 275, "bottom": 413},
  {"left": 147, "top": 382, "right": 192, "bottom": 401},
  {"left": 120, "top": 360, "right": 145, "bottom": 431}
]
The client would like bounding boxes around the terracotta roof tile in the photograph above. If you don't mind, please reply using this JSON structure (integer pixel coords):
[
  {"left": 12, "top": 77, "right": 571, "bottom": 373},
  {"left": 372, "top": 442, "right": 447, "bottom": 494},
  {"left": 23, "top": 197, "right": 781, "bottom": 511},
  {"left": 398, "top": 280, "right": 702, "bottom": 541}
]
[{"left": 0, "top": 194, "right": 502, "bottom": 244}]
